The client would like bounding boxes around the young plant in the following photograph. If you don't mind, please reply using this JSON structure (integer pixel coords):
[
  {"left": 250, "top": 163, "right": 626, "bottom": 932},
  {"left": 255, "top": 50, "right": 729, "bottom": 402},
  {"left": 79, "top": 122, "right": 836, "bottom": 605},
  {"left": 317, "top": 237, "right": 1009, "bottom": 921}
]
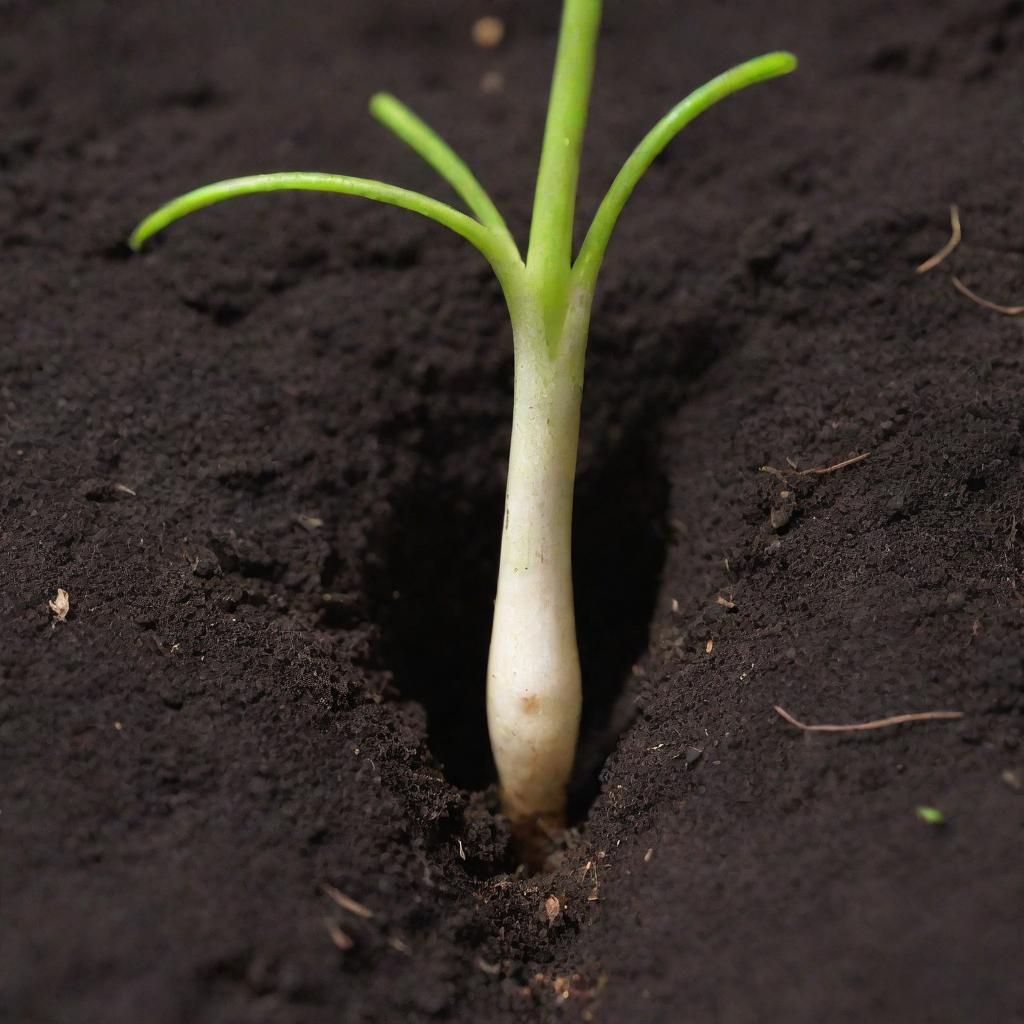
[{"left": 130, "top": 0, "right": 795, "bottom": 859}]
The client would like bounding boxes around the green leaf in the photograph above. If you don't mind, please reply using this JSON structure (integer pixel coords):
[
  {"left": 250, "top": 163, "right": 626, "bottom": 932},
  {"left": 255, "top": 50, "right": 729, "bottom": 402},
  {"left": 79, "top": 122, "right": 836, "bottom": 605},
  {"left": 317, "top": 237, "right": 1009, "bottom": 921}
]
[
  {"left": 128, "top": 172, "right": 521, "bottom": 283},
  {"left": 369, "top": 92, "right": 518, "bottom": 254},
  {"left": 573, "top": 51, "right": 798, "bottom": 290}
]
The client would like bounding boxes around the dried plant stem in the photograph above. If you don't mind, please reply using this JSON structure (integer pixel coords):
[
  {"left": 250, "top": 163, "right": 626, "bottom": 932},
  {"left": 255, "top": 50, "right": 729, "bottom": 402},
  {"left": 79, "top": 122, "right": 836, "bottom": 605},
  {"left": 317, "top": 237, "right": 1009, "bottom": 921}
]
[
  {"left": 951, "top": 276, "right": 1024, "bottom": 316},
  {"left": 797, "top": 451, "right": 870, "bottom": 476},
  {"left": 916, "top": 204, "right": 961, "bottom": 274},
  {"left": 774, "top": 705, "right": 963, "bottom": 733}
]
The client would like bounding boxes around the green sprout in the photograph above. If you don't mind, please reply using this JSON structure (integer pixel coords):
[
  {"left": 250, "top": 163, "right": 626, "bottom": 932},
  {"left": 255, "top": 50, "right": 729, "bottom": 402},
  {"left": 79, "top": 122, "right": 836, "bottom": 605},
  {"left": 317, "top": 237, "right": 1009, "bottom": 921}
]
[
  {"left": 916, "top": 806, "right": 946, "bottom": 826},
  {"left": 130, "top": 0, "right": 795, "bottom": 860}
]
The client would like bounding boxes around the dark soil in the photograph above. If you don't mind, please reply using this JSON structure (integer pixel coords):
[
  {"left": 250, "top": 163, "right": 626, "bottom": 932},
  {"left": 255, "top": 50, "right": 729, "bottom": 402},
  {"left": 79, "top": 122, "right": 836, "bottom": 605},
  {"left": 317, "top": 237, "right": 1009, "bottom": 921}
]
[{"left": 2, "top": 1, "right": 1023, "bottom": 1021}]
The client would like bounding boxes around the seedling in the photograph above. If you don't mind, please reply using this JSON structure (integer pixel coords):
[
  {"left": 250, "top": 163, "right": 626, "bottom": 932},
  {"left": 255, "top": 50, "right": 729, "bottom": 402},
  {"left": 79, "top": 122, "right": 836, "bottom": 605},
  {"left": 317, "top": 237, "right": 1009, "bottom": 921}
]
[{"left": 130, "top": 0, "right": 795, "bottom": 859}]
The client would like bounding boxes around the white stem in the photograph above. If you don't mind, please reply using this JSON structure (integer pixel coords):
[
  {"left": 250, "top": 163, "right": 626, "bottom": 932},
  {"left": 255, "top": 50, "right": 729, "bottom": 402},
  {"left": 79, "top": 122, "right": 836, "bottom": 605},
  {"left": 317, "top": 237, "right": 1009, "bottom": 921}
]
[{"left": 486, "top": 294, "right": 590, "bottom": 836}]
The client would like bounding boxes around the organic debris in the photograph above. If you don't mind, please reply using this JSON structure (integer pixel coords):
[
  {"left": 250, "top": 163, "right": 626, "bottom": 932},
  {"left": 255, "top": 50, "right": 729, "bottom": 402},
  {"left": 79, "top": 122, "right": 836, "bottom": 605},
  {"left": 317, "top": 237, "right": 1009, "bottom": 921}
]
[
  {"left": 761, "top": 451, "right": 870, "bottom": 480},
  {"left": 48, "top": 588, "right": 70, "bottom": 623},
  {"left": 323, "top": 918, "right": 354, "bottom": 950},
  {"left": 766, "top": 452, "right": 871, "bottom": 478},
  {"left": 480, "top": 70, "right": 505, "bottom": 95},
  {"left": 774, "top": 705, "right": 963, "bottom": 733},
  {"left": 544, "top": 895, "right": 561, "bottom": 923},
  {"left": 913, "top": 206, "right": 1022, "bottom": 315},
  {"left": 471, "top": 16, "right": 505, "bottom": 48},
  {"left": 915, "top": 204, "right": 961, "bottom": 273},
  {"left": 915, "top": 806, "right": 945, "bottom": 826},
  {"left": 798, "top": 451, "right": 871, "bottom": 475},
  {"left": 951, "top": 276, "right": 1023, "bottom": 317},
  {"left": 321, "top": 883, "right": 374, "bottom": 919}
]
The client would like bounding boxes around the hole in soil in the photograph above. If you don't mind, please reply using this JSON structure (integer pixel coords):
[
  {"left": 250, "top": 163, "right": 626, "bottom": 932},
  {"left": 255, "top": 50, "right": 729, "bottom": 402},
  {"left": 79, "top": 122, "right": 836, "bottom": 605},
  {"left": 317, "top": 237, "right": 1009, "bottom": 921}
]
[
  {"left": 366, "top": 436, "right": 669, "bottom": 802},
  {"left": 568, "top": 442, "right": 668, "bottom": 821},
  {"left": 367, "top": 482, "right": 503, "bottom": 792}
]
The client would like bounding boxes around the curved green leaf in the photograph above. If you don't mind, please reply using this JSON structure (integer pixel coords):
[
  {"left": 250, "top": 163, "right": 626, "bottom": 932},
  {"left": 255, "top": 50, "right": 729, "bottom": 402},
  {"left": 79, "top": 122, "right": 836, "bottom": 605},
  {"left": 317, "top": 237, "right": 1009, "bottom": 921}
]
[
  {"left": 128, "top": 172, "right": 521, "bottom": 282},
  {"left": 370, "top": 92, "right": 518, "bottom": 254},
  {"left": 573, "top": 51, "right": 797, "bottom": 290}
]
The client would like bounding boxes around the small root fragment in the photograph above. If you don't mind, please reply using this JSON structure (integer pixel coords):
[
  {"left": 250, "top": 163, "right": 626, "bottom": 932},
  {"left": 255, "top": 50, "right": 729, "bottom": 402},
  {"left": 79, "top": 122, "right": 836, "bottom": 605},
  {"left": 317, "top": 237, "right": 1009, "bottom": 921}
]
[
  {"left": 798, "top": 451, "right": 871, "bottom": 476},
  {"left": 323, "top": 918, "right": 353, "bottom": 950},
  {"left": 914, "top": 207, "right": 1022, "bottom": 315},
  {"left": 916, "top": 204, "right": 961, "bottom": 273},
  {"left": 951, "top": 276, "right": 1024, "bottom": 316},
  {"left": 774, "top": 705, "right": 963, "bottom": 733},
  {"left": 761, "top": 452, "right": 870, "bottom": 480},
  {"left": 321, "top": 883, "right": 374, "bottom": 919},
  {"left": 760, "top": 464, "right": 790, "bottom": 483}
]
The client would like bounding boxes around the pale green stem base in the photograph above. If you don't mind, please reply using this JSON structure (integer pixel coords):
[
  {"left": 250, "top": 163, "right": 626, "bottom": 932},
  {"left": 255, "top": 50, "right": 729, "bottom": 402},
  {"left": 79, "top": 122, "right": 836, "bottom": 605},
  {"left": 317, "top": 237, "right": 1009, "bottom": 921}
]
[{"left": 486, "top": 292, "right": 592, "bottom": 849}]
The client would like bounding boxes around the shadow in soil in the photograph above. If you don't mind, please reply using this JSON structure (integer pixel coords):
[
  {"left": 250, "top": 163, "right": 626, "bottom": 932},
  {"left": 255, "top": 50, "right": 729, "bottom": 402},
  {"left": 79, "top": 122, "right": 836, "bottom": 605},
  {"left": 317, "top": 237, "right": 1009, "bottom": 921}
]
[{"left": 365, "top": 438, "right": 669, "bottom": 804}]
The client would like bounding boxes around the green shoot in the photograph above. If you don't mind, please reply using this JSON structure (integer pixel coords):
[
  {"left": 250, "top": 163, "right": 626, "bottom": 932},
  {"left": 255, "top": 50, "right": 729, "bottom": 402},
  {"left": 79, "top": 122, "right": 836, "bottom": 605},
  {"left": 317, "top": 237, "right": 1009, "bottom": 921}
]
[
  {"left": 526, "top": 0, "right": 602, "bottom": 342},
  {"left": 129, "top": 0, "right": 796, "bottom": 864}
]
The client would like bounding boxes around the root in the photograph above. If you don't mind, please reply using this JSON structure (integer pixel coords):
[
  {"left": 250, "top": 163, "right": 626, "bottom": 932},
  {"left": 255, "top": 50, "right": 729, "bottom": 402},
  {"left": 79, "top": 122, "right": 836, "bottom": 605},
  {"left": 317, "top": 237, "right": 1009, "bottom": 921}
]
[
  {"left": 951, "top": 276, "right": 1024, "bottom": 316},
  {"left": 916, "top": 204, "right": 961, "bottom": 273},
  {"left": 760, "top": 451, "right": 870, "bottom": 480},
  {"left": 913, "top": 206, "right": 1022, "bottom": 315},
  {"left": 774, "top": 705, "right": 963, "bottom": 733}
]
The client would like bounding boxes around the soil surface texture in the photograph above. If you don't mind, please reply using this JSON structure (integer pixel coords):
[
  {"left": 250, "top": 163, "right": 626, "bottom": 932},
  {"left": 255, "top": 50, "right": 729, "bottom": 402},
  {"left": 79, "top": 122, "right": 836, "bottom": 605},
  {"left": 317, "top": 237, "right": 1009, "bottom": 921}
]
[{"left": 2, "top": 1, "right": 1023, "bottom": 1022}]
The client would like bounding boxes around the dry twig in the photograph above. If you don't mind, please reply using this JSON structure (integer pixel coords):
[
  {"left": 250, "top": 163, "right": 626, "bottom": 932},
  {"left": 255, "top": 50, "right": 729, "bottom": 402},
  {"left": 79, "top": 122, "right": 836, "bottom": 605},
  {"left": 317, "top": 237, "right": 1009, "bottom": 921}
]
[
  {"left": 774, "top": 705, "right": 963, "bottom": 733},
  {"left": 916, "top": 205, "right": 961, "bottom": 273},
  {"left": 761, "top": 452, "right": 870, "bottom": 479},
  {"left": 798, "top": 451, "right": 871, "bottom": 476}
]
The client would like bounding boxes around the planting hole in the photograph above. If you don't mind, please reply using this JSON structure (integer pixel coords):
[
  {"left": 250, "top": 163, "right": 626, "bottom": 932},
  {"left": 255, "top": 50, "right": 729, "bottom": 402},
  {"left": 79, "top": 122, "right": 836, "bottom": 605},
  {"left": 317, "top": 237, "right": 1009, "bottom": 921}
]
[{"left": 366, "top": 435, "right": 669, "bottom": 804}]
